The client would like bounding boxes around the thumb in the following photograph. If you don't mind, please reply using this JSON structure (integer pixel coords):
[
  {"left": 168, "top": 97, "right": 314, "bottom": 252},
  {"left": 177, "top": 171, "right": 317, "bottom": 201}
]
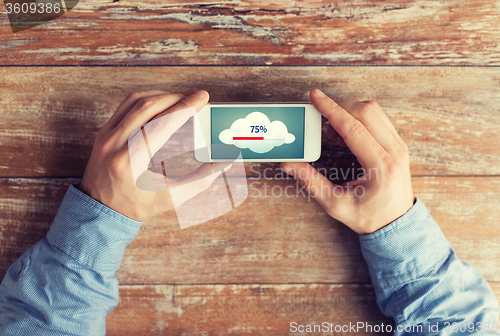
[
  {"left": 280, "top": 162, "right": 337, "bottom": 211},
  {"left": 127, "top": 106, "right": 197, "bottom": 186},
  {"left": 166, "top": 162, "right": 232, "bottom": 207}
]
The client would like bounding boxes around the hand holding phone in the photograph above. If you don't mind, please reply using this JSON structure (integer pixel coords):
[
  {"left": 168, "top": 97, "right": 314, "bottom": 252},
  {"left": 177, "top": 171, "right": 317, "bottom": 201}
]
[
  {"left": 280, "top": 89, "right": 414, "bottom": 235},
  {"left": 79, "top": 90, "right": 229, "bottom": 221}
]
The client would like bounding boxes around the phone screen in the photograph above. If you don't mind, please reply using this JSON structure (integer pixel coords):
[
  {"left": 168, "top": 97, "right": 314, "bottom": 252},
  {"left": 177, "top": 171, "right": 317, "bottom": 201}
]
[{"left": 210, "top": 106, "right": 305, "bottom": 160}]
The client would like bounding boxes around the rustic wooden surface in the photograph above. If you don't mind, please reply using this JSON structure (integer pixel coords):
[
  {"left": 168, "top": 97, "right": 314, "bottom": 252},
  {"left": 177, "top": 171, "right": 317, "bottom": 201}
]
[
  {"left": 107, "top": 283, "right": 500, "bottom": 336},
  {"left": 1, "top": 0, "right": 500, "bottom": 65},
  {"left": 2, "top": 176, "right": 499, "bottom": 284},
  {"left": 1, "top": 67, "right": 499, "bottom": 177},
  {"left": 1, "top": 0, "right": 500, "bottom": 334},
  {"left": 106, "top": 284, "right": 395, "bottom": 336}
]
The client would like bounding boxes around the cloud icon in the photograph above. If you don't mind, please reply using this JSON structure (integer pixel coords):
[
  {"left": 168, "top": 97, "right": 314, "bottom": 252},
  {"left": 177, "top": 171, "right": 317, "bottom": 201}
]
[{"left": 219, "top": 112, "right": 295, "bottom": 154}]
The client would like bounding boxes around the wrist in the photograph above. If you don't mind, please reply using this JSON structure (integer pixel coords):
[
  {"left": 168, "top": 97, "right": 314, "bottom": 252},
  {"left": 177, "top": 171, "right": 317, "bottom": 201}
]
[
  {"left": 358, "top": 197, "right": 451, "bottom": 289},
  {"left": 363, "top": 197, "right": 416, "bottom": 235}
]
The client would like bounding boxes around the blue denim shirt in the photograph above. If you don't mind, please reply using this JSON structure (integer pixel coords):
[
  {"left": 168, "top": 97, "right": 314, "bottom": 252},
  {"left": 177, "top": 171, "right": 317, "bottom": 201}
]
[
  {"left": 360, "top": 198, "right": 499, "bottom": 335},
  {"left": 0, "top": 184, "right": 498, "bottom": 335}
]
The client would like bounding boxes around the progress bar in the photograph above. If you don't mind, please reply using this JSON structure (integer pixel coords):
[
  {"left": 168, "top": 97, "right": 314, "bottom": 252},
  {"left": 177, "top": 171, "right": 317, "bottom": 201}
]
[{"left": 233, "top": 137, "right": 264, "bottom": 140}]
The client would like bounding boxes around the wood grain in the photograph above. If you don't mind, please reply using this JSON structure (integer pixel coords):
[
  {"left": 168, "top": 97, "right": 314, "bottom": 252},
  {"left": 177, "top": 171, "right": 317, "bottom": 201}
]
[
  {"left": 1, "top": 66, "right": 499, "bottom": 177},
  {"left": 1, "top": 0, "right": 500, "bottom": 65},
  {"left": 106, "top": 282, "right": 500, "bottom": 335},
  {"left": 1, "top": 176, "right": 499, "bottom": 284},
  {"left": 106, "top": 284, "right": 394, "bottom": 336},
  {"left": 2, "top": 0, "right": 499, "bottom": 332}
]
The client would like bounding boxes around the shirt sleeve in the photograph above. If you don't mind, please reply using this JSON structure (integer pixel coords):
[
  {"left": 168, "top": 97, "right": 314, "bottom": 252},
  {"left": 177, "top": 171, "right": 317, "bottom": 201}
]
[
  {"left": 359, "top": 197, "right": 500, "bottom": 335},
  {"left": 0, "top": 184, "right": 143, "bottom": 336}
]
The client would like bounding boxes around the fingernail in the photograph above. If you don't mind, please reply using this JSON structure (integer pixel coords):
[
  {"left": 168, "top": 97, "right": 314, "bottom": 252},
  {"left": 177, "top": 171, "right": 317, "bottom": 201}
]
[
  {"left": 314, "top": 89, "right": 326, "bottom": 98},
  {"left": 195, "top": 90, "right": 207, "bottom": 99}
]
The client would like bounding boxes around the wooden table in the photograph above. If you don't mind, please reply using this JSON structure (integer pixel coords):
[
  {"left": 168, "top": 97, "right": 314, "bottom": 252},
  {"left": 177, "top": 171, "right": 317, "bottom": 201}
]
[{"left": 1, "top": 1, "right": 499, "bottom": 335}]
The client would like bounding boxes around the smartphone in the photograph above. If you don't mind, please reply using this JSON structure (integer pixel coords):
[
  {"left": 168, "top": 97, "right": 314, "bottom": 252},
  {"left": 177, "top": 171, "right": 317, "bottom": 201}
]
[{"left": 194, "top": 103, "right": 322, "bottom": 162}]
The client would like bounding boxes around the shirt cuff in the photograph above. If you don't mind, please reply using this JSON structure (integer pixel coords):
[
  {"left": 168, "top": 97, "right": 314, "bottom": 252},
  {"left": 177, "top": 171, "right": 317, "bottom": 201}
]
[
  {"left": 46, "top": 184, "right": 143, "bottom": 273},
  {"left": 359, "top": 197, "right": 453, "bottom": 290}
]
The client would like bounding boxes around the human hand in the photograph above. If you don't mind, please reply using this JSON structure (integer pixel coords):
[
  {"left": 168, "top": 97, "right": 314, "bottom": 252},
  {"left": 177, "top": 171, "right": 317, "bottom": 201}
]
[
  {"left": 280, "top": 89, "right": 414, "bottom": 234},
  {"left": 79, "top": 90, "right": 230, "bottom": 221}
]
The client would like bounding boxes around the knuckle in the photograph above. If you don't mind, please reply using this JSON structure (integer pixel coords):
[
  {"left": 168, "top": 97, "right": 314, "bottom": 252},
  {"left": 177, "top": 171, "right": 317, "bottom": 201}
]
[
  {"left": 137, "top": 97, "right": 157, "bottom": 110},
  {"left": 151, "top": 114, "right": 167, "bottom": 129},
  {"left": 126, "top": 91, "right": 142, "bottom": 101},
  {"left": 109, "top": 150, "right": 129, "bottom": 175},
  {"left": 301, "top": 180, "right": 311, "bottom": 194},
  {"left": 109, "top": 161, "right": 122, "bottom": 176},
  {"left": 300, "top": 176, "right": 315, "bottom": 195},
  {"left": 174, "top": 98, "right": 190, "bottom": 110},
  {"left": 380, "top": 153, "right": 395, "bottom": 175},
  {"left": 358, "top": 100, "right": 380, "bottom": 117},
  {"left": 96, "top": 136, "right": 115, "bottom": 158},
  {"left": 347, "top": 119, "right": 366, "bottom": 137}
]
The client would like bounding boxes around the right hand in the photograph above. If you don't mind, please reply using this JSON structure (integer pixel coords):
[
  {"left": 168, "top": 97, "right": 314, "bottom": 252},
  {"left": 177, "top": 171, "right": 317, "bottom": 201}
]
[{"left": 280, "top": 89, "right": 414, "bottom": 235}]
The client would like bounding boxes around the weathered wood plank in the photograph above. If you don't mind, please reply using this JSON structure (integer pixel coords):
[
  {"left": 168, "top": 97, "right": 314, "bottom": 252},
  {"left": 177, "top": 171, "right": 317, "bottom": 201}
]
[
  {"left": 0, "top": 178, "right": 79, "bottom": 277},
  {"left": 1, "top": 176, "right": 499, "bottom": 284},
  {"left": 1, "top": 66, "right": 499, "bottom": 177},
  {"left": 106, "top": 283, "right": 500, "bottom": 335},
  {"left": 106, "top": 284, "right": 395, "bottom": 336},
  {"left": 1, "top": 1, "right": 500, "bottom": 65}
]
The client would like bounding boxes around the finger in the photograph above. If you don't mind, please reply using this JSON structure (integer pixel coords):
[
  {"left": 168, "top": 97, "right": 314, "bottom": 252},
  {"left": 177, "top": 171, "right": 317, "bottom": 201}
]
[
  {"left": 116, "top": 90, "right": 209, "bottom": 146},
  {"left": 134, "top": 169, "right": 170, "bottom": 191},
  {"left": 335, "top": 99, "right": 406, "bottom": 153},
  {"left": 310, "top": 89, "right": 386, "bottom": 169},
  {"left": 167, "top": 162, "right": 232, "bottom": 206},
  {"left": 131, "top": 90, "right": 210, "bottom": 156},
  {"left": 151, "top": 90, "right": 210, "bottom": 122},
  {"left": 170, "top": 162, "right": 232, "bottom": 187},
  {"left": 127, "top": 105, "right": 197, "bottom": 184},
  {"left": 133, "top": 161, "right": 230, "bottom": 193},
  {"left": 104, "top": 90, "right": 172, "bottom": 132},
  {"left": 280, "top": 162, "right": 343, "bottom": 212},
  {"left": 113, "top": 93, "right": 186, "bottom": 144}
]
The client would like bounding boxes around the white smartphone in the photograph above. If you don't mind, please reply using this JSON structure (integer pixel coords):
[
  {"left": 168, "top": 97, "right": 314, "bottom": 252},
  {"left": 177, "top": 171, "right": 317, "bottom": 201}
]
[{"left": 194, "top": 103, "right": 322, "bottom": 162}]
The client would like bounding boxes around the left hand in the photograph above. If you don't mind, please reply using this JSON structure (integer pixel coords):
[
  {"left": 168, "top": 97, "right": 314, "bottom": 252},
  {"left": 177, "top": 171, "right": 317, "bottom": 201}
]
[{"left": 79, "top": 89, "right": 230, "bottom": 221}]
